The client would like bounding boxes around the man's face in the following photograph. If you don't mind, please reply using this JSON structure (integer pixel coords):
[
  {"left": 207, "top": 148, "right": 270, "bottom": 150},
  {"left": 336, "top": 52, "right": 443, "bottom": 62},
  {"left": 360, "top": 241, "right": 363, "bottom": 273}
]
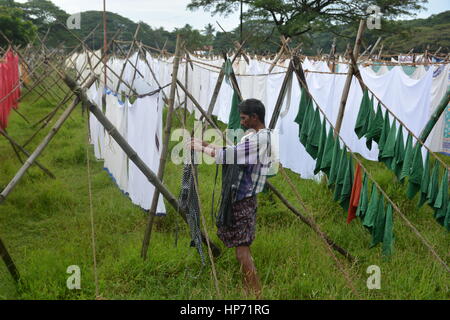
[{"left": 240, "top": 113, "right": 257, "bottom": 130}]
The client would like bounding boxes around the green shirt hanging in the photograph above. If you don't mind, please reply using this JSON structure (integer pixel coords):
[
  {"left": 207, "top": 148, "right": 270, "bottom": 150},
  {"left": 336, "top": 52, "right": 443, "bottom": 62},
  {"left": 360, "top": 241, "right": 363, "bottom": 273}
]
[
  {"left": 356, "top": 173, "right": 369, "bottom": 220},
  {"left": 363, "top": 184, "right": 379, "bottom": 232},
  {"left": 319, "top": 127, "right": 335, "bottom": 176},
  {"left": 333, "top": 150, "right": 348, "bottom": 203},
  {"left": 406, "top": 143, "right": 423, "bottom": 199},
  {"left": 340, "top": 155, "right": 354, "bottom": 212},
  {"left": 378, "top": 109, "right": 391, "bottom": 159},
  {"left": 328, "top": 138, "right": 342, "bottom": 187},
  {"left": 380, "top": 118, "right": 397, "bottom": 168},
  {"left": 427, "top": 162, "right": 440, "bottom": 205},
  {"left": 400, "top": 134, "right": 414, "bottom": 182},
  {"left": 366, "top": 102, "right": 384, "bottom": 145},
  {"left": 382, "top": 203, "right": 394, "bottom": 256},
  {"left": 418, "top": 152, "right": 430, "bottom": 208},
  {"left": 314, "top": 119, "right": 327, "bottom": 175},
  {"left": 306, "top": 106, "right": 321, "bottom": 159},
  {"left": 393, "top": 125, "right": 405, "bottom": 179},
  {"left": 355, "top": 89, "right": 371, "bottom": 139},
  {"left": 370, "top": 195, "right": 386, "bottom": 248},
  {"left": 294, "top": 87, "right": 309, "bottom": 133},
  {"left": 433, "top": 168, "right": 448, "bottom": 227},
  {"left": 299, "top": 96, "right": 313, "bottom": 145}
]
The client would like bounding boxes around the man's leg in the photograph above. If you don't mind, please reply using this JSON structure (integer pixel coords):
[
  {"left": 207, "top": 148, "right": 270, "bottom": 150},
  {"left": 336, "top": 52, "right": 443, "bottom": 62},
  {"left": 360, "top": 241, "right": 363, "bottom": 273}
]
[{"left": 236, "top": 246, "right": 261, "bottom": 297}]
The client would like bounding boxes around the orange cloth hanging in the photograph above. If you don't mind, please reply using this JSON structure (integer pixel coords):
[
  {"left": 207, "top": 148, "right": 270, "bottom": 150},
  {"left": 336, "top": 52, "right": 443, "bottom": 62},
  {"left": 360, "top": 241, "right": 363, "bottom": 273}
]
[{"left": 347, "top": 163, "right": 362, "bottom": 224}]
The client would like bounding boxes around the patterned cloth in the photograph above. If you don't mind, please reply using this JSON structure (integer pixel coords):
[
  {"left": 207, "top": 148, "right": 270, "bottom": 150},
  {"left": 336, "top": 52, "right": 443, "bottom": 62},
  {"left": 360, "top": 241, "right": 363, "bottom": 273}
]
[
  {"left": 179, "top": 162, "right": 205, "bottom": 265},
  {"left": 215, "top": 129, "right": 275, "bottom": 201},
  {"left": 217, "top": 196, "right": 257, "bottom": 248}
]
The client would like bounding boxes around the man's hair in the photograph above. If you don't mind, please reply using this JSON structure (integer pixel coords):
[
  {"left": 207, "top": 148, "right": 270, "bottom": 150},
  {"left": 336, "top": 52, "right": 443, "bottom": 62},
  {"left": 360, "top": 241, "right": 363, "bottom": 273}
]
[{"left": 238, "top": 99, "right": 265, "bottom": 124}]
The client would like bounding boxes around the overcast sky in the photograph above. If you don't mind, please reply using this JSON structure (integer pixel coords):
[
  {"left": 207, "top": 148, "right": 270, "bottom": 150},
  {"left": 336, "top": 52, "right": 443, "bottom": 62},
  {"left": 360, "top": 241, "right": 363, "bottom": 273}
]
[{"left": 15, "top": 0, "right": 450, "bottom": 32}]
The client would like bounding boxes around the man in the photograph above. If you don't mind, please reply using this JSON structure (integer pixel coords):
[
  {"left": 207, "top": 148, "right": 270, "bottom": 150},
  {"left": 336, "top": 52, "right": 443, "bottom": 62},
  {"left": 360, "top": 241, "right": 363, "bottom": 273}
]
[{"left": 191, "top": 99, "right": 276, "bottom": 298}]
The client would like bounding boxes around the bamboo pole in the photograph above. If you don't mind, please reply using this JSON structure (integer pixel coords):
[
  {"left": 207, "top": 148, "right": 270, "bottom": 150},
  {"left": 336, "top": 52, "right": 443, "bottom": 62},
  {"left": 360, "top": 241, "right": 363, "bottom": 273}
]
[
  {"left": 0, "top": 128, "right": 55, "bottom": 179},
  {"left": 115, "top": 24, "right": 141, "bottom": 94},
  {"left": 268, "top": 60, "right": 294, "bottom": 129},
  {"left": 0, "top": 236, "right": 20, "bottom": 282},
  {"left": 269, "top": 36, "right": 290, "bottom": 74},
  {"left": 265, "top": 182, "right": 355, "bottom": 262},
  {"left": 141, "top": 34, "right": 183, "bottom": 260},
  {"left": 335, "top": 19, "right": 366, "bottom": 135}
]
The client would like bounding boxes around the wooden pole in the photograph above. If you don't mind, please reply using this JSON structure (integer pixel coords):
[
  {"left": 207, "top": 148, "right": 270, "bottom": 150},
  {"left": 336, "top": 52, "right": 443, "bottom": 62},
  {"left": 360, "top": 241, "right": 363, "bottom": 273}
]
[
  {"left": 334, "top": 19, "right": 366, "bottom": 135},
  {"left": 0, "top": 128, "right": 55, "bottom": 179},
  {"left": 265, "top": 182, "right": 355, "bottom": 262},
  {"left": 183, "top": 50, "right": 189, "bottom": 123},
  {"left": 269, "top": 36, "right": 290, "bottom": 74},
  {"left": 0, "top": 236, "right": 20, "bottom": 282},
  {"left": 268, "top": 60, "right": 294, "bottom": 129},
  {"left": 115, "top": 23, "right": 141, "bottom": 94},
  {"left": 141, "top": 34, "right": 183, "bottom": 260}
]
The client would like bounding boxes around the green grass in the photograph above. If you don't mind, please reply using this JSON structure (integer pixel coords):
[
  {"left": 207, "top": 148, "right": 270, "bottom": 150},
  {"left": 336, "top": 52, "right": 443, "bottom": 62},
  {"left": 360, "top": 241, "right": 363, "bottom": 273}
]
[{"left": 0, "top": 82, "right": 449, "bottom": 300}]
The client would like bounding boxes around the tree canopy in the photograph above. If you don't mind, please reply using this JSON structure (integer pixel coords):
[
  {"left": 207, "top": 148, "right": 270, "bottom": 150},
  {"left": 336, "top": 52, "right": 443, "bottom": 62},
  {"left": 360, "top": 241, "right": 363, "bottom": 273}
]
[
  {"left": 188, "top": 0, "right": 428, "bottom": 38},
  {"left": 0, "top": 5, "right": 36, "bottom": 47}
]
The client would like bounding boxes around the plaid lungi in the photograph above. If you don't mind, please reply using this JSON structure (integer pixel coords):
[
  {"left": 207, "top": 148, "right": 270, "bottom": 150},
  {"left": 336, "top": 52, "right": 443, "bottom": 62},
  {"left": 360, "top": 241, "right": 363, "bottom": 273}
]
[{"left": 217, "top": 196, "right": 257, "bottom": 248}]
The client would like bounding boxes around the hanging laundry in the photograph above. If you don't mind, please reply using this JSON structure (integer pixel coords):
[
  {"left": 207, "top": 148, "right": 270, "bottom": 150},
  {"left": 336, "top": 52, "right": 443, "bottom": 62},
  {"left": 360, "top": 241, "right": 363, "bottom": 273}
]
[
  {"left": 347, "top": 163, "right": 362, "bottom": 224},
  {"left": 427, "top": 162, "right": 440, "bottom": 205},
  {"left": 382, "top": 204, "right": 394, "bottom": 256},
  {"left": 318, "top": 127, "right": 335, "bottom": 177},
  {"left": 363, "top": 184, "right": 380, "bottom": 232},
  {"left": 418, "top": 152, "right": 431, "bottom": 208},
  {"left": 227, "top": 89, "right": 242, "bottom": 131},
  {"left": 378, "top": 109, "right": 391, "bottom": 158},
  {"left": 0, "top": 49, "right": 21, "bottom": 130},
  {"left": 399, "top": 134, "right": 414, "bottom": 182},
  {"left": 354, "top": 89, "right": 372, "bottom": 138},
  {"left": 299, "top": 95, "right": 313, "bottom": 146},
  {"left": 179, "top": 163, "right": 205, "bottom": 265},
  {"left": 380, "top": 119, "right": 397, "bottom": 168},
  {"left": 127, "top": 94, "right": 166, "bottom": 215},
  {"left": 365, "top": 102, "right": 384, "bottom": 147},
  {"left": 433, "top": 168, "right": 448, "bottom": 227},
  {"left": 392, "top": 125, "right": 405, "bottom": 179},
  {"left": 294, "top": 87, "right": 309, "bottom": 133},
  {"left": 406, "top": 143, "right": 423, "bottom": 199},
  {"left": 314, "top": 120, "right": 327, "bottom": 175},
  {"left": 370, "top": 196, "right": 386, "bottom": 248},
  {"left": 356, "top": 173, "right": 369, "bottom": 220},
  {"left": 333, "top": 150, "right": 348, "bottom": 203},
  {"left": 305, "top": 107, "right": 321, "bottom": 159},
  {"left": 339, "top": 155, "right": 354, "bottom": 212},
  {"left": 328, "top": 139, "right": 342, "bottom": 187}
]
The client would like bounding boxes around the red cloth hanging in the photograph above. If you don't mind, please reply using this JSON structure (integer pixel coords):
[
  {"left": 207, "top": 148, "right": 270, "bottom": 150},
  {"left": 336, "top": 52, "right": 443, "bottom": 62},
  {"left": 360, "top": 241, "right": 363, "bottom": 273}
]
[
  {"left": 0, "top": 49, "right": 21, "bottom": 129},
  {"left": 347, "top": 163, "right": 362, "bottom": 224}
]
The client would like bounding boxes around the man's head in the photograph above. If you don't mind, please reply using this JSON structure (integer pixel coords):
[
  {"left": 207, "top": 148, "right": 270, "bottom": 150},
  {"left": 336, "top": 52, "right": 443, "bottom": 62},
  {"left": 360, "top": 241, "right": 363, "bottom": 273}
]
[{"left": 238, "top": 99, "right": 266, "bottom": 130}]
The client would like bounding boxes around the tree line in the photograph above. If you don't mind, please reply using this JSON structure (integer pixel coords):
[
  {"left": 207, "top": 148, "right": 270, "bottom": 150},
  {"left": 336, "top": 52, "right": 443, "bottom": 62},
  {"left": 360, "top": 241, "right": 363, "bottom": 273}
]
[{"left": 0, "top": 0, "right": 448, "bottom": 55}]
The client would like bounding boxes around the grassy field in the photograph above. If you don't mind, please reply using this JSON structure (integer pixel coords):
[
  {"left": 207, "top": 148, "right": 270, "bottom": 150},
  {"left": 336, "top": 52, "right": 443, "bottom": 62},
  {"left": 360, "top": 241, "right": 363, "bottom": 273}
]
[{"left": 0, "top": 83, "right": 449, "bottom": 300}]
